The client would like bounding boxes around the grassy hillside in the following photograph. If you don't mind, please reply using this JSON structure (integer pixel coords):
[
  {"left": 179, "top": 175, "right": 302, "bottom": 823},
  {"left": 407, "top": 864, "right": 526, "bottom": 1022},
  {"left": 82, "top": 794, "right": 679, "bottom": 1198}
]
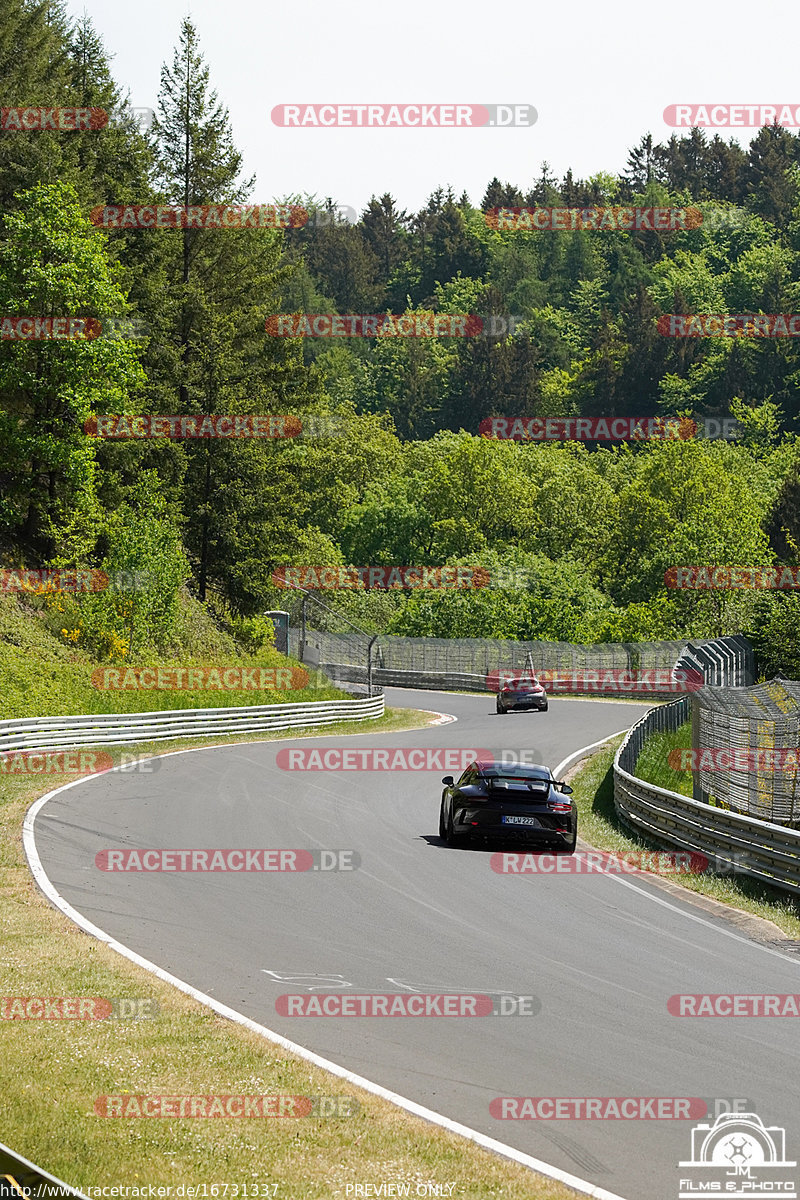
[{"left": 0, "top": 592, "right": 343, "bottom": 720}]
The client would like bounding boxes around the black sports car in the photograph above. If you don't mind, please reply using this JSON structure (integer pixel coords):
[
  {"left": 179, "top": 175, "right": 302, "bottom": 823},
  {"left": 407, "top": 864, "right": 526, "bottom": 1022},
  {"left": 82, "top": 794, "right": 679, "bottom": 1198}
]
[
  {"left": 496, "top": 674, "right": 548, "bottom": 714},
  {"left": 439, "top": 759, "right": 576, "bottom": 851}
]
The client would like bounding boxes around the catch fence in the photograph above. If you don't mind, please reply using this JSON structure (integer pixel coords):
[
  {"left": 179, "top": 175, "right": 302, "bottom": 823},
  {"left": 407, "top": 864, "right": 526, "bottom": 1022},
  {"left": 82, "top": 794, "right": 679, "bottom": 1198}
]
[{"left": 691, "top": 678, "right": 800, "bottom": 825}]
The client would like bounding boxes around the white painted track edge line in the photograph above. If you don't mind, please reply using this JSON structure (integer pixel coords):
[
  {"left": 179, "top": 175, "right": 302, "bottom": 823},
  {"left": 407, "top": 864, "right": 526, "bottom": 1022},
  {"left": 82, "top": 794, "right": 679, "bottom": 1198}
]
[
  {"left": 0, "top": 1137, "right": 91, "bottom": 1198},
  {"left": 23, "top": 748, "right": 628, "bottom": 1200},
  {"left": 554, "top": 736, "right": 800, "bottom": 970}
]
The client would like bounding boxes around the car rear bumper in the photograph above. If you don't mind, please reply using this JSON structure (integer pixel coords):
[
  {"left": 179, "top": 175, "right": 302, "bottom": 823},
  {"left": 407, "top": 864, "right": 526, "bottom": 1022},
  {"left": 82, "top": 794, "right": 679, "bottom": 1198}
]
[{"left": 453, "top": 807, "right": 576, "bottom": 843}]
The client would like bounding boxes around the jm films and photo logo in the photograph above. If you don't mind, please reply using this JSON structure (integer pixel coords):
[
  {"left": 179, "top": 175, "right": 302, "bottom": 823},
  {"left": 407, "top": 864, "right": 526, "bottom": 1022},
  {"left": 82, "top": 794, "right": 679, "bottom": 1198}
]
[
  {"left": 486, "top": 668, "right": 704, "bottom": 693},
  {"left": 94, "top": 1095, "right": 358, "bottom": 1118},
  {"left": 679, "top": 1112, "right": 796, "bottom": 1200},
  {"left": 273, "top": 566, "right": 489, "bottom": 590},
  {"left": 0, "top": 996, "right": 157, "bottom": 1019},
  {"left": 660, "top": 314, "right": 800, "bottom": 337},
  {"left": 485, "top": 207, "right": 702, "bottom": 232},
  {"left": 90, "top": 666, "right": 309, "bottom": 691},
  {"left": 669, "top": 748, "right": 800, "bottom": 773},
  {"left": 90, "top": 205, "right": 307, "bottom": 229},
  {"left": 94, "top": 848, "right": 359, "bottom": 871},
  {"left": 666, "top": 566, "right": 800, "bottom": 590},
  {"left": 275, "top": 993, "right": 539, "bottom": 1016},
  {"left": 271, "top": 104, "right": 536, "bottom": 128},
  {"left": 491, "top": 850, "right": 710, "bottom": 875},
  {"left": 264, "top": 314, "right": 517, "bottom": 338}
]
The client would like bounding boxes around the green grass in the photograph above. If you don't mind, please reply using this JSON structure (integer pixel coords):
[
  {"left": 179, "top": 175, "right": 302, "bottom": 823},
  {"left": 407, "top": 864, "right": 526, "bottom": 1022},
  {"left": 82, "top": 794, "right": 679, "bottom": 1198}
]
[
  {"left": 632, "top": 719, "right": 694, "bottom": 797},
  {"left": 0, "top": 593, "right": 344, "bottom": 718},
  {"left": 0, "top": 710, "right": 582, "bottom": 1200},
  {"left": 569, "top": 736, "right": 800, "bottom": 938}
]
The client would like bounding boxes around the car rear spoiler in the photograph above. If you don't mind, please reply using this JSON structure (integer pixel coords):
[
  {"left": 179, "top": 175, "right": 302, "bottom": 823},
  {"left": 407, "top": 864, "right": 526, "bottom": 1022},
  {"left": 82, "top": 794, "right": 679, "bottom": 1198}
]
[{"left": 487, "top": 776, "right": 551, "bottom": 794}]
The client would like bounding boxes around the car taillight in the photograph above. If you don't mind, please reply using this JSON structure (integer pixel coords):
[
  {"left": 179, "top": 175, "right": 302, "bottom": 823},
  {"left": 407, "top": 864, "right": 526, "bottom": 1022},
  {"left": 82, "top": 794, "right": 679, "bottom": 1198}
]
[{"left": 549, "top": 802, "right": 572, "bottom": 812}]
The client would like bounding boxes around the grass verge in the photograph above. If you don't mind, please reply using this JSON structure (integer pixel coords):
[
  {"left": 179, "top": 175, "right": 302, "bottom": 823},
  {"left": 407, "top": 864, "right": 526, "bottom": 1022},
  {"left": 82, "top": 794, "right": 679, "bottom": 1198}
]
[
  {"left": 1, "top": 707, "right": 583, "bottom": 1200},
  {"left": 569, "top": 735, "right": 800, "bottom": 939},
  {"left": 632, "top": 720, "right": 693, "bottom": 797}
]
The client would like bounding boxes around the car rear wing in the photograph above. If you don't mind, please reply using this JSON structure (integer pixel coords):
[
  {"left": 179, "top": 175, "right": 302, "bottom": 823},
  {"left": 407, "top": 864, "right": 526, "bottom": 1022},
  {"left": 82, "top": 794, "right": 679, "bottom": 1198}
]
[{"left": 486, "top": 775, "right": 551, "bottom": 796}]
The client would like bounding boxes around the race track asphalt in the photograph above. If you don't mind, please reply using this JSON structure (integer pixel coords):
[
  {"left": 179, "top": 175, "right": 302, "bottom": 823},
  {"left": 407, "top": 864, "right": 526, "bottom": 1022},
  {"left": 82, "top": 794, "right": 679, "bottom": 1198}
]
[{"left": 30, "top": 689, "right": 800, "bottom": 1200}]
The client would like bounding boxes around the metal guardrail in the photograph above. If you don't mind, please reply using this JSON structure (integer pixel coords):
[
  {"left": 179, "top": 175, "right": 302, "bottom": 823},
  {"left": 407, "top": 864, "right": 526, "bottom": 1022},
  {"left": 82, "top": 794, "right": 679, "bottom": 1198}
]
[
  {"left": 614, "top": 699, "right": 800, "bottom": 898},
  {"left": 0, "top": 695, "right": 385, "bottom": 755},
  {"left": 322, "top": 663, "right": 702, "bottom": 697}
]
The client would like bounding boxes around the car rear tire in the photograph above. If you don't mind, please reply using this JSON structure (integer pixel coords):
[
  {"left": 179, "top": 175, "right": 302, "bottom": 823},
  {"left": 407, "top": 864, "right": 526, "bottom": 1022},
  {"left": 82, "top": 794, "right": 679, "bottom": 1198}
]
[
  {"left": 496, "top": 699, "right": 506, "bottom": 714},
  {"left": 445, "top": 809, "right": 466, "bottom": 847},
  {"left": 438, "top": 800, "right": 447, "bottom": 841},
  {"left": 560, "top": 828, "right": 577, "bottom": 854}
]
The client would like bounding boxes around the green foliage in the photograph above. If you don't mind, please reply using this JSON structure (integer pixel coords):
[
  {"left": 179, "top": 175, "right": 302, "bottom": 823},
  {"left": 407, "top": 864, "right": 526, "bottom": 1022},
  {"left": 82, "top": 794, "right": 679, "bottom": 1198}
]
[
  {"left": 2, "top": 7, "right": 800, "bottom": 682},
  {"left": 228, "top": 613, "right": 276, "bottom": 652}
]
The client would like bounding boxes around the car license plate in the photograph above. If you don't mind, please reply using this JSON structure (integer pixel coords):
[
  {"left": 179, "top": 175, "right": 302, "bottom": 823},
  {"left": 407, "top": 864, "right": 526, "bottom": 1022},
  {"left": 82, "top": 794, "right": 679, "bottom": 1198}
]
[{"left": 502, "top": 815, "right": 541, "bottom": 826}]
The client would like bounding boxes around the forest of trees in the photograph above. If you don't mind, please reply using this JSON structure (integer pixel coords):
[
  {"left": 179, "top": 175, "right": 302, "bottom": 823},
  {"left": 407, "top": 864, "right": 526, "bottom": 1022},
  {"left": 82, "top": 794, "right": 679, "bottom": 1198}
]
[{"left": 1, "top": 0, "right": 799, "bottom": 679}]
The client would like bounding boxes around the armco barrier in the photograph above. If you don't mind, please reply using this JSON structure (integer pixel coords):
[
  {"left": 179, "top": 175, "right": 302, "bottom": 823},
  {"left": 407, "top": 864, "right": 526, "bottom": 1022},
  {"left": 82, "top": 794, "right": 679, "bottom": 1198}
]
[
  {"left": 0, "top": 695, "right": 384, "bottom": 756},
  {"left": 614, "top": 698, "right": 800, "bottom": 897}
]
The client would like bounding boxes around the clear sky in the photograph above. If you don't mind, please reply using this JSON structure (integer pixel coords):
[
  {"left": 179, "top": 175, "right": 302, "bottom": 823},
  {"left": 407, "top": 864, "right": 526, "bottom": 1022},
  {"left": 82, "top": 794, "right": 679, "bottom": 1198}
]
[{"left": 78, "top": 0, "right": 800, "bottom": 214}]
